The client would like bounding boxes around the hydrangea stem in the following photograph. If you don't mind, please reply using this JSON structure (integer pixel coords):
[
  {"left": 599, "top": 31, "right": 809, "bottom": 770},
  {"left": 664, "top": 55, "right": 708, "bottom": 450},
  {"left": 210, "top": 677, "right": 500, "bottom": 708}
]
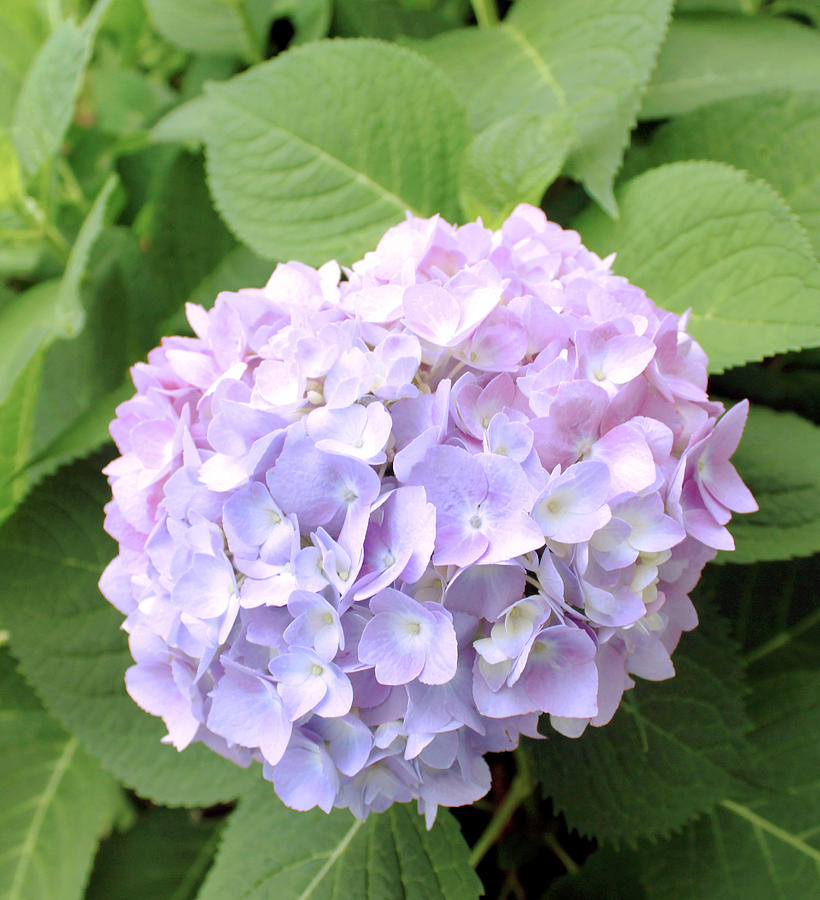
[
  {"left": 469, "top": 748, "right": 533, "bottom": 867},
  {"left": 470, "top": 0, "right": 499, "bottom": 28}
]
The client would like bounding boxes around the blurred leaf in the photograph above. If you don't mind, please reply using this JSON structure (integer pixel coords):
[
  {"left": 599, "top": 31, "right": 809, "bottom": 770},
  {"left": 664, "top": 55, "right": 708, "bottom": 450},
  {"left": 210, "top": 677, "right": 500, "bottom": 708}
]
[
  {"left": 0, "top": 174, "right": 119, "bottom": 523},
  {"left": 0, "top": 648, "right": 127, "bottom": 900},
  {"left": 413, "top": 0, "right": 673, "bottom": 215},
  {"left": 547, "top": 845, "right": 647, "bottom": 899},
  {"left": 127, "top": 151, "right": 236, "bottom": 348},
  {"left": 202, "top": 40, "right": 468, "bottom": 265},
  {"left": 0, "top": 0, "right": 49, "bottom": 126},
  {"left": 724, "top": 407, "right": 820, "bottom": 563},
  {"left": 574, "top": 161, "right": 820, "bottom": 372},
  {"left": 12, "top": 0, "right": 113, "bottom": 181},
  {"left": 197, "top": 789, "right": 482, "bottom": 900},
  {"left": 86, "top": 808, "right": 221, "bottom": 900},
  {"left": 87, "top": 67, "right": 176, "bottom": 136},
  {"left": 770, "top": 0, "right": 820, "bottom": 24},
  {"left": 641, "top": 15, "right": 820, "bottom": 119},
  {"left": 151, "top": 95, "right": 213, "bottom": 148},
  {"left": 0, "top": 130, "right": 23, "bottom": 208},
  {"left": 639, "top": 669, "right": 820, "bottom": 899},
  {"left": 675, "top": 0, "right": 761, "bottom": 10},
  {"left": 623, "top": 91, "right": 820, "bottom": 257},
  {"left": 272, "top": 0, "right": 333, "bottom": 44},
  {"left": 529, "top": 614, "right": 754, "bottom": 843},
  {"left": 144, "top": 0, "right": 272, "bottom": 61},
  {"left": 333, "top": 0, "right": 459, "bottom": 39},
  {"left": 0, "top": 457, "right": 259, "bottom": 806},
  {"left": 159, "top": 243, "right": 273, "bottom": 335},
  {"left": 459, "top": 111, "right": 571, "bottom": 228}
]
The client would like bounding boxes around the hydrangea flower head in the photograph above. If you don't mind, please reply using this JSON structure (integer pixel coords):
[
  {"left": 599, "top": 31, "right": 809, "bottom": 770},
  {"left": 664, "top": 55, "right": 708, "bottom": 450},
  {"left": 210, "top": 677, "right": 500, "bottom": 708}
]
[{"left": 100, "top": 204, "right": 756, "bottom": 825}]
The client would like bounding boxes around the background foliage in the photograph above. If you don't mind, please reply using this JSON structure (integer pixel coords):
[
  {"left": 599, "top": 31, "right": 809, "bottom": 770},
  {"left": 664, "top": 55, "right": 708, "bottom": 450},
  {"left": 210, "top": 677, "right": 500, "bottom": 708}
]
[{"left": 0, "top": 0, "right": 818, "bottom": 897}]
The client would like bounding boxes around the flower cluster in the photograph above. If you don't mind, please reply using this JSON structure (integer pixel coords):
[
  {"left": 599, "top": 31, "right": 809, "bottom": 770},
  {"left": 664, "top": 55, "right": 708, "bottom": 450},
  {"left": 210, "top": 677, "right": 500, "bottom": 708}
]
[{"left": 100, "top": 204, "right": 756, "bottom": 824}]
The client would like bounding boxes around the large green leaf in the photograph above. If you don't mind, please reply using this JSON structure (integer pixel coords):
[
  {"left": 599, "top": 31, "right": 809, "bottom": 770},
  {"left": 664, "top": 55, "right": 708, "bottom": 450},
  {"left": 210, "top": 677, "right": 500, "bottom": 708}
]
[
  {"left": 641, "top": 14, "right": 820, "bottom": 119},
  {"left": 623, "top": 91, "right": 820, "bottom": 257},
  {"left": 639, "top": 670, "right": 820, "bottom": 899},
  {"left": 724, "top": 407, "right": 820, "bottom": 563},
  {"left": 692, "top": 556, "right": 820, "bottom": 671},
  {"left": 413, "top": 0, "right": 673, "bottom": 215},
  {"left": 574, "top": 161, "right": 820, "bottom": 372},
  {"left": 0, "top": 458, "right": 259, "bottom": 806},
  {"left": 529, "top": 613, "right": 754, "bottom": 843},
  {"left": 0, "top": 649, "right": 127, "bottom": 900},
  {"left": 202, "top": 40, "right": 468, "bottom": 265},
  {"left": 197, "top": 790, "right": 482, "bottom": 900},
  {"left": 86, "top": 808, "right": 221, "bottom": 900},
  {"left": 144, "top": 0, "right": 270, "bottom": 61},
  {"left": 11, "top": 0, "right": 113, "bottom": 181},
  {"left": 0, "top": 0, "right": 49, "bottom": 127}
]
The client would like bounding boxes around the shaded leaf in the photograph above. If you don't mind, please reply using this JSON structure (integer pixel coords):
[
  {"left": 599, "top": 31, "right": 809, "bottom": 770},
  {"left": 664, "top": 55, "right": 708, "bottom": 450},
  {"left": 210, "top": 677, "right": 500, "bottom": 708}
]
[
  {"left": 724, "top": 407, "right": 820, "bottom": 563},
  {"left": 12, "top": 0, "right": 113, "bottom": 181},
  {"left": 0, "top": 648, "right": 127, "bottom": 900},
  {"left": 641, "top": 14, "right": 820, "bottom": 119},
  {"left": 203, "top": 40, "right": 468, "bottom": 265},
  {"left": 144, "top": 0, "right": 271, "bottom": 61},
  {"left": 529, "top": 614, "right": 753, "bottom": 843},
  {"left": 639, "top": 670, "right": 820, "bottom": 899},
  {"left": 0, "top": 458, "right": 259, "bottom": 806},
  {"left": 197, "top": 789, "right": 481, "bottom": 900},
  {"left": 87, "top": 808, "right": 221, "bottom": 900},
  {"left": 574, "top": 161, "right": 820, "bottom": 372}
]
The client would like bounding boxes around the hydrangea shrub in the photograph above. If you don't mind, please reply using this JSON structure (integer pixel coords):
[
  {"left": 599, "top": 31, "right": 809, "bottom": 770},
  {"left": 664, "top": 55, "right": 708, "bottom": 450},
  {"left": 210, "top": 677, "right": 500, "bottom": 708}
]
[
  {"left": 100, "top": 205, "right": 756, "bottom": 823},
  {"left": 1, "top": 0, "right": 818, "bottom": 897}
]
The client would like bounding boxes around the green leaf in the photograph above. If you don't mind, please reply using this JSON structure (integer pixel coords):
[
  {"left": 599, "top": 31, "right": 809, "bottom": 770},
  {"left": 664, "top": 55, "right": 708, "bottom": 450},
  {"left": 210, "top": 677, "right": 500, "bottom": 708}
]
[
  {"left": 0, "top": 0, "right": 49, "bottom": 126},
  {"left": 0, "top": 174, "right": 121, "bottom": 524},
  {"left": 0, "top": 457, "right": 259, "bottom": 806},
  {"left": 459, "top": 111, "right": 571, "bottom": 228},
  {"left": 333, "top": 0, "right": 459, "bottom": 40},
  {"left": 529, "top": 614, "right": 753, "bottom": 843},
  {"left": 639, "top": 669, "right": 820, "bottom": 899},
  {"left": 11, "top": 0, "right": 113, "bottom": 181},
  {"left": 144, "top": 0, "right": 271, "bottom": 61},
  {"left": 202, "top": 40, "right": 468, "bottom": 266},
  {"left": 641, "top": 14, "right": 820, "bottom": 119},
  {"left": 151, "top": 95, "right": 213, "bottom": 149},
  {"left": 273, "top": 0, "right": 333, "bottom": 45},
  {"left": 159, "top": 243, "right": 273, "bottom": 336},
  {"left": 125, "top": 151, "right": 236, "bottom": 349},
  {"left": 573, "top": 161, "right": 820, "bottom": 372},
  {"left": 0, "top": 340, "right": 47, "bottom": 524},
  {"left": 86, "top": 808, "right": 221, "bottom": 900},
  {"left": 723, "top": 407, "right": 820, "bottom": 563},
  {"left": 0, "top": 129, "right": 23, "bottom": 208},
  {"left": 0, "top": 648, "right": 127, "bottom": 900},
  {"left": 623, "top": 91, "right": 820, "bottom": 258},
  {"left": 771, "top": 0, "right": 820, "bottom": 24},
  {"left": 692, "top": 556, "right": 820, "bottom": 670},
  {"left": 413, "top": 0, "right": 673, "bottom": 215},
  {"left": 197, "top": 790, "right": 482, "bottom": 900}
]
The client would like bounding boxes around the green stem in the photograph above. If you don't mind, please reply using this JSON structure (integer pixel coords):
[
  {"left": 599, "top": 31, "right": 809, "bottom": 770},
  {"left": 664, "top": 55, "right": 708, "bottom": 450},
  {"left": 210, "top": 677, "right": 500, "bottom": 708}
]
[
  {"left": 470, "top": 0, "right": 499, "bottom": 28},
  {"left": 744, "top": 607, "right": 820, "bottom": 665},
  {"left": 238, "top": 0, "right": 264, "bottom": 64},
  {"left": 544, "top": 832, "right": 580, "bottom": 875},
  {"left": 469, "top": 750, "right": 533, "bottom": 868}
]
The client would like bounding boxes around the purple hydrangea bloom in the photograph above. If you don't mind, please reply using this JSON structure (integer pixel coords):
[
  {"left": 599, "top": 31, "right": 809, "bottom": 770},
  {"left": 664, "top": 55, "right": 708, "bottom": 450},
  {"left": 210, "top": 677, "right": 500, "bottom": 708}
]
[{"left": 101, "top": 204, "right": 756, "bottom": 825}]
